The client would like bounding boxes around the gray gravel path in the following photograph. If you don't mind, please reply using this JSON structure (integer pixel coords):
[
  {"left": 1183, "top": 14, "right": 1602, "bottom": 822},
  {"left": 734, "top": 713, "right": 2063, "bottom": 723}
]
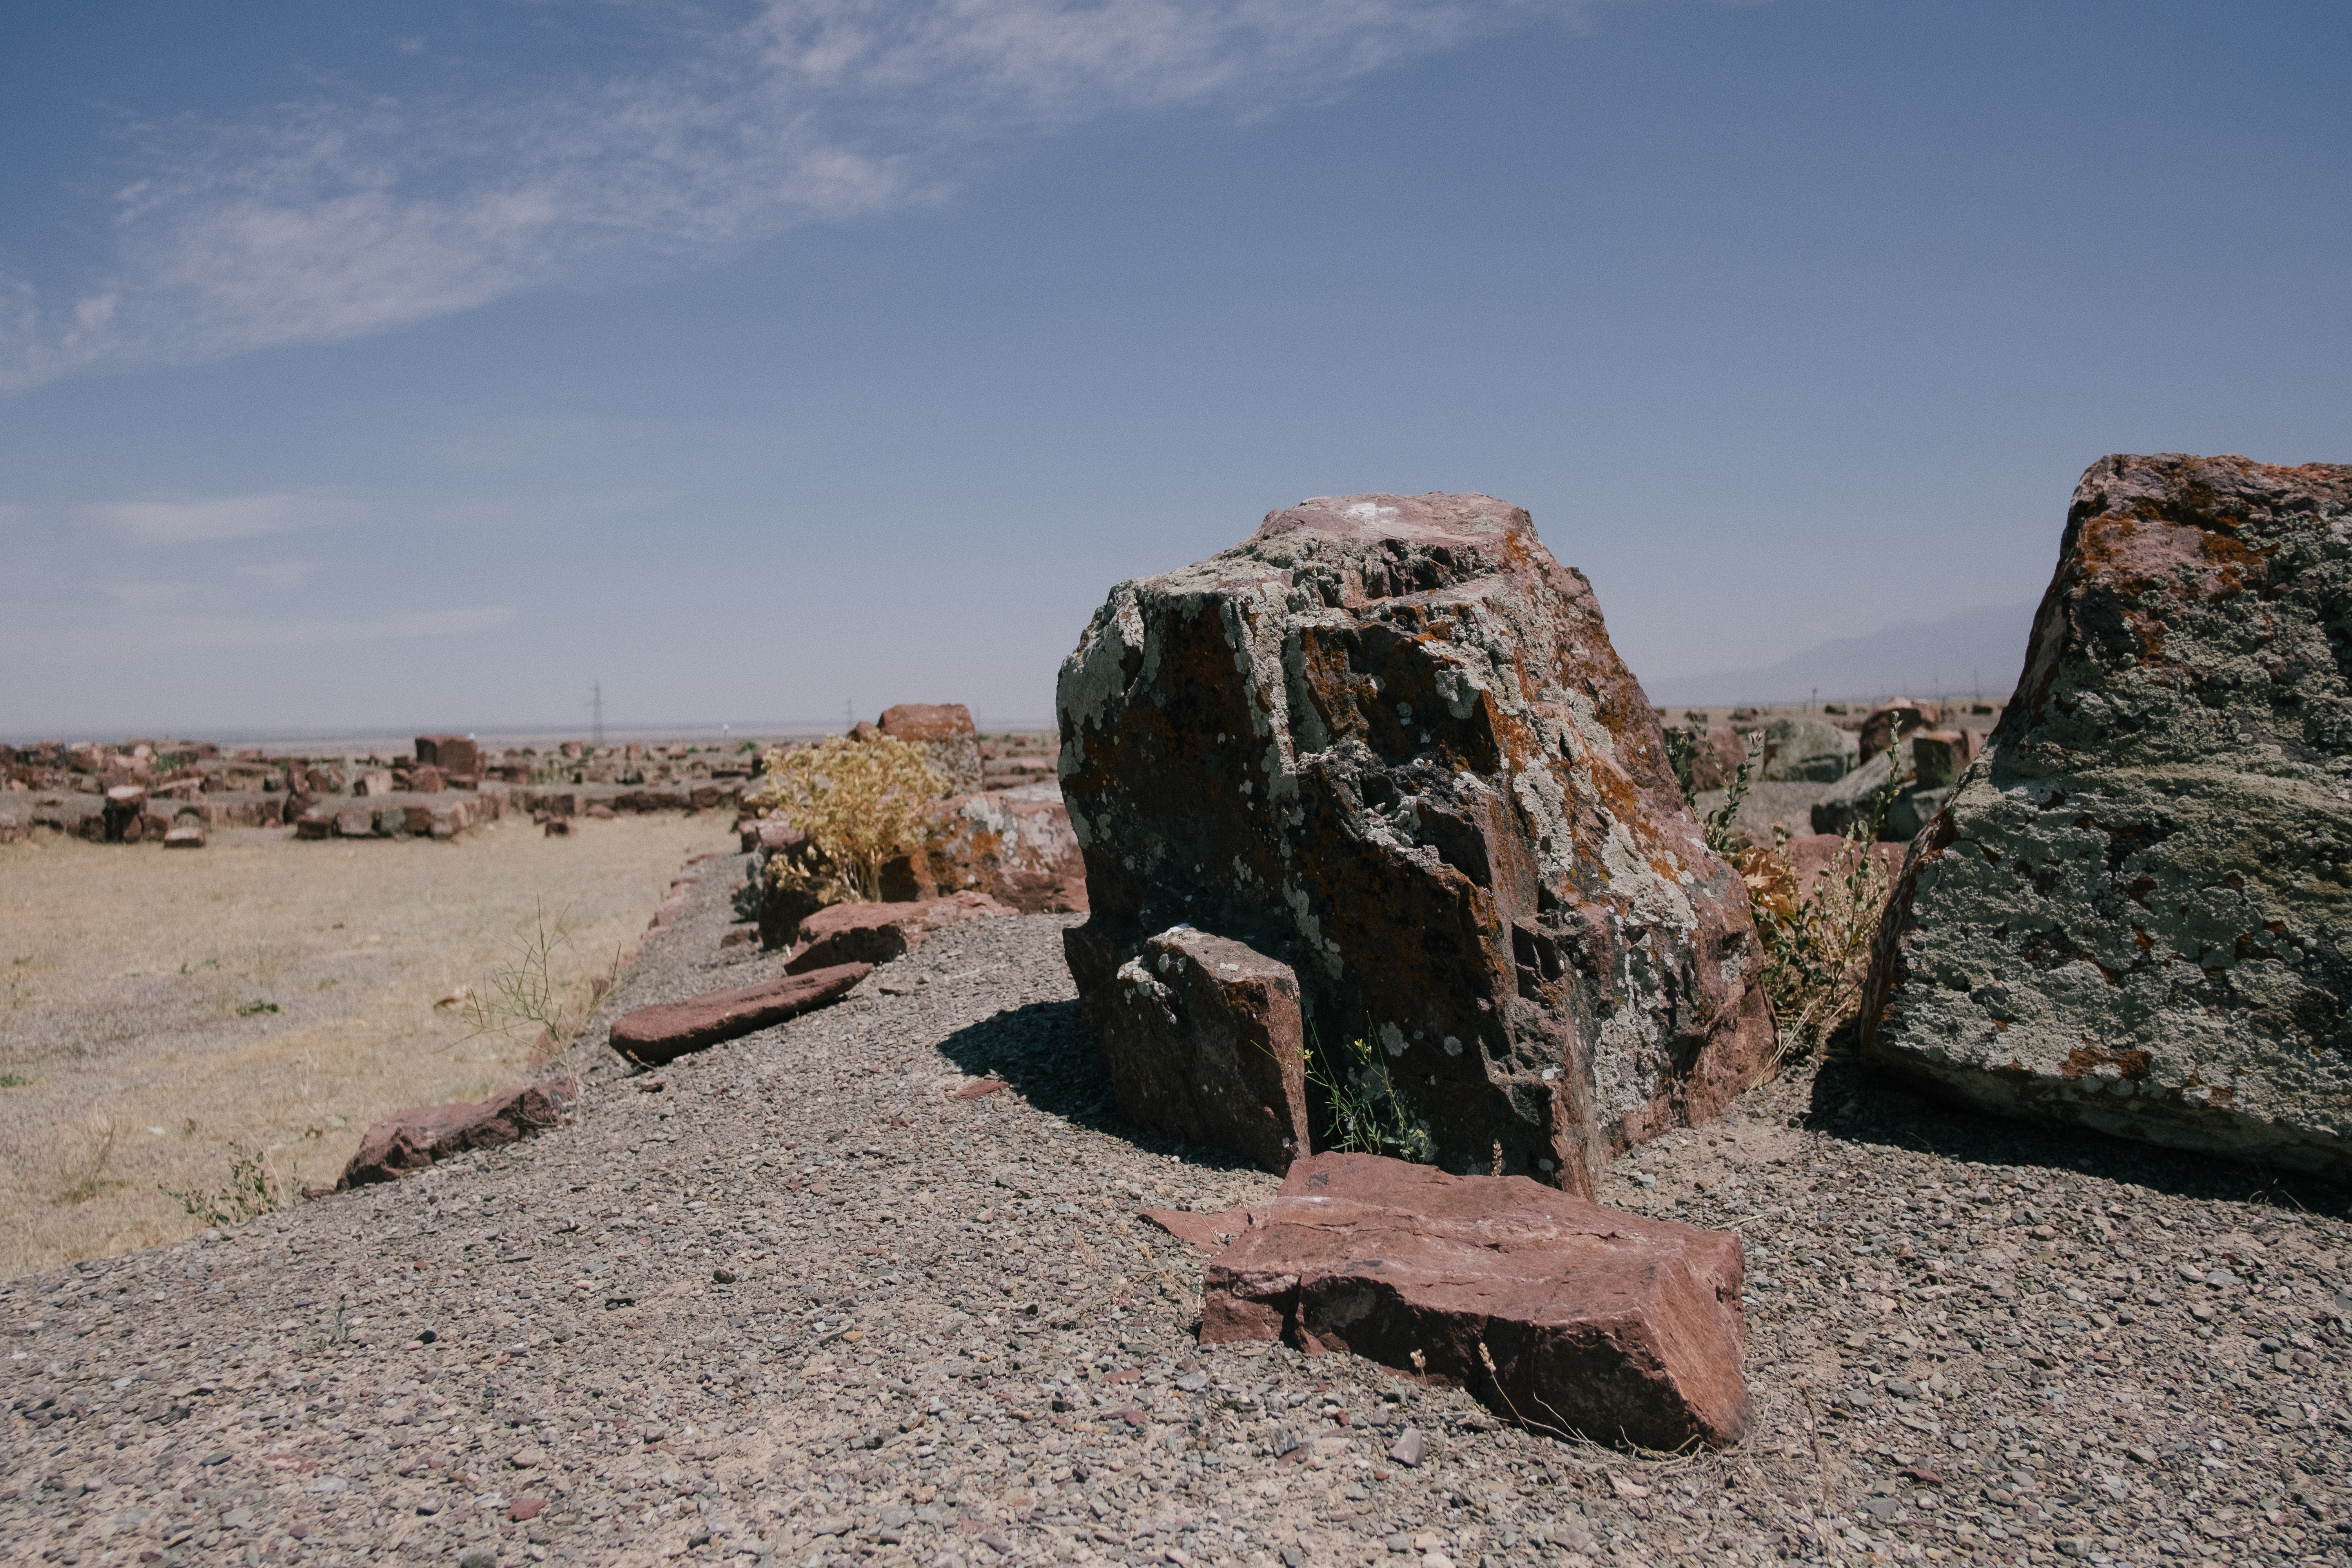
[{"left": 5, "top": 851, "right": 2350, "bottom": 1567}]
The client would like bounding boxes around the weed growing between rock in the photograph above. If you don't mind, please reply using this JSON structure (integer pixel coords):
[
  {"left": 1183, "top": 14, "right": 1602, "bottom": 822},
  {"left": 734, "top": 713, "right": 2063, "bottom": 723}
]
[
  {"left": 56, "top": 1116, "right": 117, "bottom": 1203},
  {"left": 160, "top": 1141, "right": 297, "bottom": 1228},
  {"left": 749, "top": 734, "right": 945, "bottom": 903},
  {"left": 1743, "top": 761, "right": 1905, "bottom": 1064},
  {"left": 1701, "top": 733, "right": 1760, "bottom": 857},
  {"left": 1303, "top": 1026, "right": 1434, "bottom": 1162},
  {"left": 454, "top": 898, "right": 613, "bottom": 1087}
]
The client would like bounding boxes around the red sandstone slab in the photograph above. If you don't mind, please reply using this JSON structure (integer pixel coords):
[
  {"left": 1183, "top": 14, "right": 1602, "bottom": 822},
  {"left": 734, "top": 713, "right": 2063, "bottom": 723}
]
[
  {"left": 338, "top": 1082, "right": 572, "bottom": 1189},
  {"left": 607, "top": 963, "right": 872, "bottom": 1066},
  {"left": 1192, "top": 1152, "right": 1748, "bottom": 1450},
  {"left": 784, "top": 893, "right": 1011, "bottom": 973}
]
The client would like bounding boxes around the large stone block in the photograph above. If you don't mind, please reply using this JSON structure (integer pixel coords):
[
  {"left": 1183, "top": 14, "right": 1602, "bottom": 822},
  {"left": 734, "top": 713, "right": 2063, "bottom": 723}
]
[
  {"left": 415, "top": 733, "right": 481, "bottom": 777},
  {"left": 1058, "top": 493, "right": 1773, "bottom": 1193},
  {"left": 922, "top": 791, "right": 1088, "bottom": 913},
  {"left": 1164, "top": 1152, "right": 1748, "bottom": 1449},
  {"left": 1863, "top": 453, "right": 2352, "bottom": 1174}
]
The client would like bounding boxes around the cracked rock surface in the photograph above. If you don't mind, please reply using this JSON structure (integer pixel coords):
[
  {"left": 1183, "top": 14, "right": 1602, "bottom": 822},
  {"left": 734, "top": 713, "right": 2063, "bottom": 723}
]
[{"left": 5, "top": 857, "right": 2350, "bottom": 1566}]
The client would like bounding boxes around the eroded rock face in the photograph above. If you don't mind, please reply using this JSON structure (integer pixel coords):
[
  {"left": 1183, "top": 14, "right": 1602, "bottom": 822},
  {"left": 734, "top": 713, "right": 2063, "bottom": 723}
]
[
  {"left": 1864, "top": 454, "right": 2352, "bottom": 1174},
  {"left": 1164, "top": 1152, "right": 1749, "bottom": 1449},
  {"left": 1058, "top": 493, "right": 1773, "bottom": 1193}
]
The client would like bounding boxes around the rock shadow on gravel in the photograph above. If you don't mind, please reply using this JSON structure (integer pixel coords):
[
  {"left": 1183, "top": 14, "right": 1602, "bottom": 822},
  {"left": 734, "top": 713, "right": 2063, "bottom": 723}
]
[
  {"left": 1799, "top": 1040, "right": 2351, "bottom": 1214},
  {"left": 935, "top": 999, "right": 1265, "bottom": 1176}
]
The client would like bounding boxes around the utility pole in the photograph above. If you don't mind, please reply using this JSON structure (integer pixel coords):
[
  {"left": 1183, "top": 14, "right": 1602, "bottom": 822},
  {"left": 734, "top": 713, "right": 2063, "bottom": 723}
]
[{"left": 590, "top": 682, "right": 605, "bottom": 748}]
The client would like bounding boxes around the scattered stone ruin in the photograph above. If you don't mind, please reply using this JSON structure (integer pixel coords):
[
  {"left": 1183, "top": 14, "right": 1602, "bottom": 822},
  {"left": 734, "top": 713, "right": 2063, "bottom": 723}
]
[
  {"left": 1864, "top": 452, "right": 2352, "bottom": 1176},
  {"left": 1056, "top": 492, "right": 1775, "bottom": 1194},
  {"left": 0, "top": 733, "right": 753, "bottom": 845}
]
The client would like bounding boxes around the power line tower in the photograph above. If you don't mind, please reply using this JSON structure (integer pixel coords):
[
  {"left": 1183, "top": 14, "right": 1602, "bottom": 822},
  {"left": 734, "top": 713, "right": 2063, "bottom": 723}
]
[{"left": 590, "top": 682, "right": 605, "bottom": 748}]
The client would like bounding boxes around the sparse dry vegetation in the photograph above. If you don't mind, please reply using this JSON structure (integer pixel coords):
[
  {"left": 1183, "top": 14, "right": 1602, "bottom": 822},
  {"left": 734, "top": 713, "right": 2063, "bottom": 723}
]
[
  {"left": 749, "top": 733, "right": 945, "bottom": 902},
  {"left": 1700, "top": 736, "right": 1905, "bottom": 1062},
  {"left": 0, "top": 812, "right": 728, "bottom": 1277}
]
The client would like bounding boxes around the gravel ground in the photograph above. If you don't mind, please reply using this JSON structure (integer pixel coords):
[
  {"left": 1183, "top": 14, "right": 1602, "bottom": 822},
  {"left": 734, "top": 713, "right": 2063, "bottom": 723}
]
[{"left": 5, "top": 851, "right": 2350, "bottom": 1568}]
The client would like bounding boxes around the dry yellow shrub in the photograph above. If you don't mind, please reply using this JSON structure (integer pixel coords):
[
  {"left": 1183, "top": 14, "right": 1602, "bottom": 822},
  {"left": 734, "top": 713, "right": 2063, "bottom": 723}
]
[{"left": 749, "top": 734, "right": 946, "bottom": 902}]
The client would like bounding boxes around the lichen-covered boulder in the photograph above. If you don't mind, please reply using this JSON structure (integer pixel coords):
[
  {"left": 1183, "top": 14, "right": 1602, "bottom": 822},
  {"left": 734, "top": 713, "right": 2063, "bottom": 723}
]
[
  {"left": 1057, "top": 493, "right": 1774, "bottom": 1194},
  {"left": 1863, "top": 453, "right": 2352, "bottom": 1174},
  {"left": 1760, "top": 717, "right": 1857, "bottom": 782}
]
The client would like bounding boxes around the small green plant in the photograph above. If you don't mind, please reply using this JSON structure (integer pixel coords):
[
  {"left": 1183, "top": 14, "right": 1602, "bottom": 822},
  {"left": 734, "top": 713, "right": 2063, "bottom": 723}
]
[
  {"left": 234, "top": 999, "right": 280, "bottom": 1017},
  {"left": 1663, "top": 727, "right": 1699, "bottom": 803},
  {"left": 163, "top": 1142, "right": 298, "bottom": 1229},
  {"left": 1702, "top": 733, "right": 1760, "bottom": 857},
  {"left": 1303, "top": 1027, "right": 1433, "bottom": 1162},
  {"left": 0, "top": 1074, "right": 30, "bottom": 1089},
  {"left": 748, "top": 734, "right": 946, "bottom": 903},
  {"left": 179, "top": 958, "right": 219, "bottom": 975}
]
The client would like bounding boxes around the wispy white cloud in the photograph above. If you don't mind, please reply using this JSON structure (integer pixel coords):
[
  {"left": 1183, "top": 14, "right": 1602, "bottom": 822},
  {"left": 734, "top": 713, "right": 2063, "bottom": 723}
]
[
  {"left": 138, "top": 605, "right": 515, "bottom": 650},
  {"left": 79, "top": 489, "right": 352, "bottom": 543},
  {"left": 0, "top": 0, "right": 1577, "bottom": 392}
]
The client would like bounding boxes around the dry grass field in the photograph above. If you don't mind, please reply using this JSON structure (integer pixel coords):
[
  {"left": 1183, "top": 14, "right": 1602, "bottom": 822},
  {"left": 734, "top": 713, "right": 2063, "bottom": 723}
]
[{"left": 0, "top": 812, "right": 733, "bottom": 1278}]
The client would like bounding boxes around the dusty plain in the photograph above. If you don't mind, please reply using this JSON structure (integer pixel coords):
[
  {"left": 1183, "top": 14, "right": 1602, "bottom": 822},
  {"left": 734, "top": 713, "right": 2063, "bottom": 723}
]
[
  {"left": 2, "top": 862, "right": 2348, "bottom": 1568},
  {"left": 0, "top": 814, "right": 734, "bottom": 1278}
]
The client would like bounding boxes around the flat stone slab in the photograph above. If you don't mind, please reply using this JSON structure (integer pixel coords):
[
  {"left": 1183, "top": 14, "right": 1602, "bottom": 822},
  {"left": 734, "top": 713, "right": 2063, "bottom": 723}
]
[
  {"left": 1157, "top": 1151, "right": 1748, "bottom": 1450},
  {"left": 337, "top": 1082, "right": 572, "bottom": 1188},
  {"left": 606, "top": 963, "right": 872, "bottom": 1066},
  {"left": 784, "top": 893, "right": 1011, "bottom": 973}
]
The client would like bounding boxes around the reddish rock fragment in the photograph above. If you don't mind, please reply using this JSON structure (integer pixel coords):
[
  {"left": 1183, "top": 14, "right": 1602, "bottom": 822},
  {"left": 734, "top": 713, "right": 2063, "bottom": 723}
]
[
  {"left": 606, "top": 963, "right": 872, "bottom": 1066},
  {"left": 1103, "top": 928, "right": 1309, "bottom": 1172},
  {"left": 921, "top": 791, "right": 1088, "bottom": 914},
  {"left": 784, "top": 893, "right": 1011, "bottom": 973},
  {"left": 338, "top": 1082, "right": 573, "bottom": 1189},
  {"left": 878, "top": 703, "right": 983, "bottom": 795},
  {"left": 1197, "top": 1152, "right": 1748, "bottom": 1450}
]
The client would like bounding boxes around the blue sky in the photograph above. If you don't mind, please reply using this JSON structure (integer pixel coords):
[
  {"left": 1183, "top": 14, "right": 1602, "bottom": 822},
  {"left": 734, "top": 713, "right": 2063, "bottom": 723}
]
[{"left": 2, "top": 0, "right": 2345, "bottom": 737}]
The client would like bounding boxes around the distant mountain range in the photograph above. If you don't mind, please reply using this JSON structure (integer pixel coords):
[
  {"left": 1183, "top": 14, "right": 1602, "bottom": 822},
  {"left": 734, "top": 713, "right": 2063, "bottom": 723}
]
[{"left": 1639, "top": 602, "right": 2040, "bottom": 711}]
